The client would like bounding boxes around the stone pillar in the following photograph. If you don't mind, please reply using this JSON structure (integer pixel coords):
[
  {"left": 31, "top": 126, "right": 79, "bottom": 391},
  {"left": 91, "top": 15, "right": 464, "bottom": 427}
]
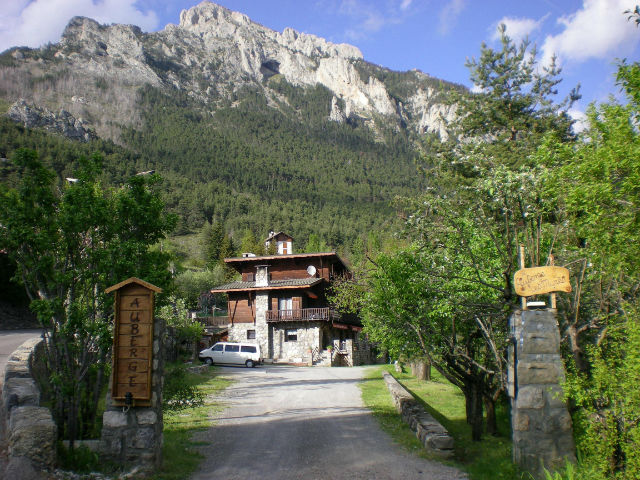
[
  {"left": 254, "top": 293, "right": 270, "bottom": 357},
  {"left": 508, "top": 309, "right": 576, "bottom": 479},
  {"left": 100, "top": 315, "right": 164, "bottom": 472}
]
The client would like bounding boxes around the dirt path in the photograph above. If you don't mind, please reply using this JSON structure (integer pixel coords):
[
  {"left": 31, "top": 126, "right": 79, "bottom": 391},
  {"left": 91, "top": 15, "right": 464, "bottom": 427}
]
[{"left": 190, "top": 365, "right": 467, "bottom": 480}]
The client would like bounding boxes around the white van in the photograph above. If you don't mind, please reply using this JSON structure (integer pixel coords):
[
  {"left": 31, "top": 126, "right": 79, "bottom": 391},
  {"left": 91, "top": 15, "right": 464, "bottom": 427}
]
[{"left": 199, "top": 342, "right": 262, "bottom": 368}]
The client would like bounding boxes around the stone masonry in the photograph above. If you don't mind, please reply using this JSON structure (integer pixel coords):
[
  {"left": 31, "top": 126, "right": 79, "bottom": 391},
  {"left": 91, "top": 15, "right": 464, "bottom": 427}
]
[
  {"left": 508, "top": 309, "right": 576, "bottom": 479},
  {"left": 1, "top": 337, "right": 57, "bottom": 479}
]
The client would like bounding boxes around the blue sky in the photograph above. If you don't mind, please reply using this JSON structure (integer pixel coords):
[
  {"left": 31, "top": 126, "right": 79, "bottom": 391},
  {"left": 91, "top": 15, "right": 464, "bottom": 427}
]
[{"left": 2, "top": 0, "right": 639, "bottom": 123}]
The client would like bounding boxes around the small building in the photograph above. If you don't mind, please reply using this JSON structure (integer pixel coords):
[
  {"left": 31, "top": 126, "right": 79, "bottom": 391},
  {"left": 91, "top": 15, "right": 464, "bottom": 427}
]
[
  {"left": 211, "top": 234, "right": 371, "bottom": 366},
  {"left": 264, "top": 231, "right": 293, "bottom": 255}
]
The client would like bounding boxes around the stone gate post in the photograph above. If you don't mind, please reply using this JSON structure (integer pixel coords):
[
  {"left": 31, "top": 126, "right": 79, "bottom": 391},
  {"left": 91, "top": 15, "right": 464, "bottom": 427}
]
[{"left": 508, "top": 308, "right": 576, "bottom": 479}]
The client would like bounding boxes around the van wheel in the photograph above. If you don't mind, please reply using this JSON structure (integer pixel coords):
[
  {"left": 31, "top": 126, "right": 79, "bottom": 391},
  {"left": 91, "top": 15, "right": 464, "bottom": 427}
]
[
  {"left": 245, "top": 359, "right": 254, "bottom": 368},
  {"left": 205, "top": 358, "right": 213, "bottom": 365}
]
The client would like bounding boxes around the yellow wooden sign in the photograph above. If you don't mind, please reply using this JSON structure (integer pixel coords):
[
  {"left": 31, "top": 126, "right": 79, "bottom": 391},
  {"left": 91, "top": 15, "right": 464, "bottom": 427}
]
[
  {"left": 106, "top": 277, "right": 162, "bottom": 406},
  {"left": 514, "top": 266, "right": 571, "bottom": 297}
]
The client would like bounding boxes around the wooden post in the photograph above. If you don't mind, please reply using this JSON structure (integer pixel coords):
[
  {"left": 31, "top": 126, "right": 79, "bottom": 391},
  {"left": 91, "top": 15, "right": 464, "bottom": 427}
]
[{"left": 519, "top": 244, "right": 527, "bottom": 310}]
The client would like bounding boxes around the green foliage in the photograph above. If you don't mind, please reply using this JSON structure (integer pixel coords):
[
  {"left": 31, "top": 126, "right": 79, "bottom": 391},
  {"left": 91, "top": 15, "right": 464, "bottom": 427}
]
[
  {"left": 0, "top": 148, "right": 175, "bottom": 444},
  {"left": 201, "top": 221, "right": 225, "bottom": 268},
  {"left": 304, "top": 232, "right": 329, "bottom": 253},
  {"left": 157, "top": 296, "right": 204, "bottom": 343},
  {"left": 162, "top": 363, "right": 205, "bottom": 411},
  {"left": 57, "top": 443, "right": 112, "bottom": 474},
  {"left": 563, "top": 310, "right": 640, "bottom": 480},
  {"left": 239, "top": 229, "right": 264, "bottom": 256},
  {"left": 173, "top": 268, "right": 227, "bottom": 311}
]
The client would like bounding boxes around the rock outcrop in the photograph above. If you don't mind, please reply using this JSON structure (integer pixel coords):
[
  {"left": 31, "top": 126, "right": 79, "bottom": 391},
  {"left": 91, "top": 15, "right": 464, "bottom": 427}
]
[{"left": 8, "top": 100, "right": 96, "bottom": 142}]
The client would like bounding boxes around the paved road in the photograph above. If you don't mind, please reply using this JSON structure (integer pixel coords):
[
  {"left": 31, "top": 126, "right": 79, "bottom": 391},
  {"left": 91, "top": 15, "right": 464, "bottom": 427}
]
[
  {"left": 0, "top": 329, "right": 42, "bottom": 388},
  {"left": 190, "top": 365, "right": 467, "bottom": 480}
]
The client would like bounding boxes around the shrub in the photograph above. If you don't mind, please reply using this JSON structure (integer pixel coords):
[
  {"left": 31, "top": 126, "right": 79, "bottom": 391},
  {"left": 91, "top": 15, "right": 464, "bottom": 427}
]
[{"left": 163, "top": 363, "right": 205, "bottom": 411}]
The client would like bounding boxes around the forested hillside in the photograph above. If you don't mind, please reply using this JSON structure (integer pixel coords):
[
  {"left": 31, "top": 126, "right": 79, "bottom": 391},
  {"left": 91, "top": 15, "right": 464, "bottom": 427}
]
[{"left": 0, "top": 76, "right": 428, "bottom": 255}]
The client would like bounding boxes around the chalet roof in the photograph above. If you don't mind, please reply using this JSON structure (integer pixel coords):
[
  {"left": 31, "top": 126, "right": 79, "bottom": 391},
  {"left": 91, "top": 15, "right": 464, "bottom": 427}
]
[
  {"left": 265, "top": 231, "right": 293, "bottom": 242},
  {"left": 211, "top": 277, "right": 323, "bottom": 293},
  {"left": 224, "top": 252, "right": 348, "bottom": 270}
]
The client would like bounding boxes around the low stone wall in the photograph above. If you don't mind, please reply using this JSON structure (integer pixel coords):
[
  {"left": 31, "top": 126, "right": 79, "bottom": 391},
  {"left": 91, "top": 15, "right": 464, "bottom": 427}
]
[
  {"left": 1, "top": 337, "right": 57, "bottom": 479},
  {"left": 382, "top": 371, "right": 454, "bottom": 458}
]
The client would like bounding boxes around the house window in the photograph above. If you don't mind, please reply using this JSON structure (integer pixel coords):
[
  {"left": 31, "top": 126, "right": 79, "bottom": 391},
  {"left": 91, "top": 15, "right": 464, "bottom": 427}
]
[
  {"left": 247, "top": 329, "right": 256, "bottom": 340},
  {"left": 279, "top": 297, "right": 292, "bottom": 311},
  {"left": 246, "top": 273, "right": 254, "bottom": 282},
  {"left": 285, "top": 329, "right": 298, "bottom": 342}
]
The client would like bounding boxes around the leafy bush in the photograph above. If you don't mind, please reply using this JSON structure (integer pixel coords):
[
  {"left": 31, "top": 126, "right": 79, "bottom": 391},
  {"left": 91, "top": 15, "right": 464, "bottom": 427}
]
[{"left": 163, "top": 363, "right": 205, "bottom": 411}]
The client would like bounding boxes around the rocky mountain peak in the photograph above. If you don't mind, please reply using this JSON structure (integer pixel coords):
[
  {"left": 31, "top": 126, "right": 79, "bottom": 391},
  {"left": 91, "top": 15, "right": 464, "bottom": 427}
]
[{"left": 177, "top": 1, "right": 363, "bottom": 60}]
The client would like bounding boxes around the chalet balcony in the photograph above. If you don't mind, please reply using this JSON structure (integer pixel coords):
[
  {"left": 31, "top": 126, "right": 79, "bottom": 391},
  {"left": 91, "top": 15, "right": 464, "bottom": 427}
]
[{"left": 265, "top": 307, "right": 341, "bottom": 323}]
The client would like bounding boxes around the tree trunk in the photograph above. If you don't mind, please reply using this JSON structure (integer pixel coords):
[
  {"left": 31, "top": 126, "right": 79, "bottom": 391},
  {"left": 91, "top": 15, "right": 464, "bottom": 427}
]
[
  {"left": 484, "top": 396, "right": 497, "bottom": 436},
  {"left": 411, "top": 359, "right": 429, "bottom": 380},
  {"left": 567, "top": 324, "right": 587, "bottom": 372},
  {"left": 465, "top": 384, "right": 484, "bottom": 441}
]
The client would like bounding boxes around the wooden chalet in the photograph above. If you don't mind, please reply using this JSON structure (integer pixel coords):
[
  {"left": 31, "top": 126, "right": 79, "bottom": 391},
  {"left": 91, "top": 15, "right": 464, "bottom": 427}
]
[{"left": 211, "top": 234, "right": 368, "bottom": 365}]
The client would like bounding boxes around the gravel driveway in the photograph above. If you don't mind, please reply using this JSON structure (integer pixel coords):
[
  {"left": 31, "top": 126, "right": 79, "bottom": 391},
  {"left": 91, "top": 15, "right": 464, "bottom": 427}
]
[{"left": 190, "top": 365, "right": 467, "bottom": 480}]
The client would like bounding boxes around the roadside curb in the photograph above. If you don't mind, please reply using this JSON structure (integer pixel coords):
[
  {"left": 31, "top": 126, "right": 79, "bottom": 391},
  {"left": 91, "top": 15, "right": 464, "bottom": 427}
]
[{"left": 382, "top": 371, "right": 455, "bottom": 458}]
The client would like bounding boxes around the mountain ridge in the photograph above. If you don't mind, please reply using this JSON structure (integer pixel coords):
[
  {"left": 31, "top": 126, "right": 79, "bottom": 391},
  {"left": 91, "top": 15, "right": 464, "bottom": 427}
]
[
  {"left": 1, "top": 1, "right": 459, "bottom": 142},
  {"left": 0, "top": 1, "right": 463, "bottom": 251}
]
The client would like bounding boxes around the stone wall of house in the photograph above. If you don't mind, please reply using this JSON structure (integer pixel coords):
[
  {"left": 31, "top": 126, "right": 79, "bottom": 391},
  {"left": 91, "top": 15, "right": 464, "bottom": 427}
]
[
  {"left": 352, "top": 335, "right": 373, "bottom": 366},
  {"left": 508, "top": 309, "right": 576, "bottom": 479},
  {"left": 382, "top": 371, "right": 454, "bottom": 458},
  {"left": 1, "top": 337, "right": 57, "bottom": 479},
  {"left": 272, "top": 322, "right": 322, "bottom": 362}
]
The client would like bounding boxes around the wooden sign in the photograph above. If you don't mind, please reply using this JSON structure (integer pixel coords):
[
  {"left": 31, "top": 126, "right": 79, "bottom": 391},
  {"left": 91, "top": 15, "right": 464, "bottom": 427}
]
[
  {"left": 514, "top": 266, "right": 571, "bottom": 297},
  {"left": 106, "top": 277, "right": 162, "bottom": 406}
]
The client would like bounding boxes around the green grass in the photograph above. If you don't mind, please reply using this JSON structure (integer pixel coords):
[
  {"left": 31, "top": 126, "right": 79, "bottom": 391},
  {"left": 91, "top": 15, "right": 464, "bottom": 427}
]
[
  {"left": 151, "top": 366, "right": 232, "bottom": 480},
  {"left": 360, "top": 365, "right": 522, "bottom": 480}
]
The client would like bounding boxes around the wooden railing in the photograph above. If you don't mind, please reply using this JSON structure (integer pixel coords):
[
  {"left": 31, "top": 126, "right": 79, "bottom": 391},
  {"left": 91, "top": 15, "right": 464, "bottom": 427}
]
[{"left": 265, "top": 307, "right": 340, "bottom": 322}]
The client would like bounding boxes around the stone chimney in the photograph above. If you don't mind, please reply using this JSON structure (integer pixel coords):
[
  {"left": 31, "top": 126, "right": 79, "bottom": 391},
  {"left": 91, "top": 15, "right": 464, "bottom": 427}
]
[{"left": 255, "top": 265, "right": 269, "bottom": 287}]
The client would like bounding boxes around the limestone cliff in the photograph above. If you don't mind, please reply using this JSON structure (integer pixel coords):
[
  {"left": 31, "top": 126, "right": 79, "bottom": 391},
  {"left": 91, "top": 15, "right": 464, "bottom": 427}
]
[{"left": 0, "top": 1, "right": 459, "bottom": 142}]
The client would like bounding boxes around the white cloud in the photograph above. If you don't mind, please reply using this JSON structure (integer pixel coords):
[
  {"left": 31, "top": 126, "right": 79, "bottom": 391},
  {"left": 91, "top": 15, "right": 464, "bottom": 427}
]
[
  {"left": 0, "top": 0, "right": 159, "bottom": 53},
  {"left": 491, "top": 15, "right": 547, "bottom": 44},
  {"left": 541, "top": 0, "right": 640, "bottom": 66},
  {"left": 568, "top": 108, "right": 588, "bottom": 133},
  {"left": 438, "top": 0, "right": 466, "bottom": 35},
  {"left": 338, "top": 0, "right": 411, "bottom": 40}
]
